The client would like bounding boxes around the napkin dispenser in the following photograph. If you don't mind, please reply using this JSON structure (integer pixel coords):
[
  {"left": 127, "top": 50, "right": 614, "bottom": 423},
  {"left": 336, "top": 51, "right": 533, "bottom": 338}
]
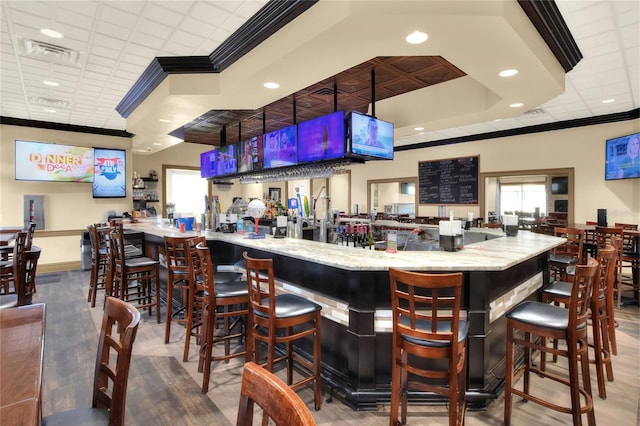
[
  {"left": 274, "top": 216, "right": 287, "bottom": 238},
  {"left": 503, "top": 214, "right": 519, "bottom": 237},
  {"left": 439, "top": 220, "right": 463, "bottom": 252}
]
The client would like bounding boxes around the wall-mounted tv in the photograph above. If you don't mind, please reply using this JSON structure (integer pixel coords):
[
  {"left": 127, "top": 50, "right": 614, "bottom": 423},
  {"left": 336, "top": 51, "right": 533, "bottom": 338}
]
[
  {"left": 263, "top": 124, "right": 297, "bottom": 169},
  {"left": 550, "top": 176, "right": 568, "bottom": 194},
  {"left": 216, "top": 143, "right": 238, "bottom": 176},
  {"left": 238, "top": 135, "right": 264, "bottom": 173},
  {"left": 347, "top": 111, "right": 394, "bottom": 160},
  {"left": 297, "top": 110, "right": 345, "bottom": 163},
  {"left": 15, "top": 140, "right": 94, "bottom": 183},
  {"left": 605, "top": 131, "right": 639, "bottom": 180},
  {"left": 93, "top": 148, "right": 126, "bottom": 198},
  {"left": 200, "top": 149, "right": 217, "bottom": 178}
]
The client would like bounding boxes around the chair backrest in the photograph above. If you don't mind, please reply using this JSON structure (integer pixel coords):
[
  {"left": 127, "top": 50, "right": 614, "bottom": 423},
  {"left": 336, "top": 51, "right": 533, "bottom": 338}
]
[
  {"left": 593, "top": 245, "right": 616, "bottom": 306},
  {"left": 243, "top": 251, "right": 276, "bottom": 325},
  {"left": 195, "top": 242, "right": 215, "bottom": 300},
  {"left": 93, "top": 296, "right": 141, "bottom": 426},
  {"left": 15, "top": 246, "right": 41, "bottom": 306},
  {"left": 236, "top": 361, "right": 316, "bottom": 426},
  {"left": 569, "top": 257, "right": 599, "bottom": 333},
  {"left": 553, "top": 227, "right": 584, "bottom": 263},
  {"left": 12, "top": 231, "right": 28, "bottom": 259},
  {"left": 186, "top": 236, "right": 207, "bottom": 291},
  {"left": 24, "top": 222, "right": 36, "bottom": 251},
  {"left": 163, "top": 236, "right": 191, "bottom": 275},
  {"left": 388, "top": 267, "right": 464, "bottom": 353},
  {"left": 109, "top": 230, "right": 126, "bottom": 268},
  {"left": 595, "top": 226, "right": 623, "bottom": 249},
  {"left": 613, "top": 222, "right": 638, "bottom": 230}
]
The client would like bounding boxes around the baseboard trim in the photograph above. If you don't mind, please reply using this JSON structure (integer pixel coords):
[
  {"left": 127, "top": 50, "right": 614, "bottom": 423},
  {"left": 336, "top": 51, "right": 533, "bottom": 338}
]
[{"left": 38, "top": 261, "right": 81, "bottom": 274}]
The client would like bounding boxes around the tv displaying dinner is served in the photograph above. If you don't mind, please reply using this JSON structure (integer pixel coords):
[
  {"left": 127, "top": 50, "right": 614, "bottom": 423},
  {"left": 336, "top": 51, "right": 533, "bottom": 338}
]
[{"left": 15, "top": 140, "right": 94, "bottom": 183}]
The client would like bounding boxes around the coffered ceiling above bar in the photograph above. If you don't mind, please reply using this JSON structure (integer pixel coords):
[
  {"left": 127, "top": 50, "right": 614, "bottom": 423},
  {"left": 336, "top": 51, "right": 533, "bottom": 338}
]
[{"left": 123, "top": 0, "right": 571, "bottom": 153}]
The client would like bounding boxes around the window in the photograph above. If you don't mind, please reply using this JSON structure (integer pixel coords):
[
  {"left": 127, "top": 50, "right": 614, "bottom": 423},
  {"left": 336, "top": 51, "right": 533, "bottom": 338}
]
[
  {"left": 165, "top": 168, "right": 209, "bottom": 216},
  {"left": 500, "top": 184, "right": 546, "bottom": 216}
]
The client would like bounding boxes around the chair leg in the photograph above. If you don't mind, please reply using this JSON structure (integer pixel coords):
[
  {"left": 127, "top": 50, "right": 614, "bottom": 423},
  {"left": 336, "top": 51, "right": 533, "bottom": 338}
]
[
  {"left": 389, "top": 340, "right": 400, "bottom": 426},
  {"left": 590, "top": 306, "right": 606, "bottom": 399},
  {"left": 504, "top": 322, "right": 514, "bottom": 426},
  {"left": 400, "top": 351, "right": 408, "bottom": 425},
  {"left": 313, "top": 311, "right": 322, "bottom": 411},
  {"left": 202, "top": 308, "right": 214, "bottom": 393},
  {"left": 286, "top": 327, "right": 294, "bottom": 386},
  {"left": 183, "top": 285, "right": 194, "bottom": 362}
]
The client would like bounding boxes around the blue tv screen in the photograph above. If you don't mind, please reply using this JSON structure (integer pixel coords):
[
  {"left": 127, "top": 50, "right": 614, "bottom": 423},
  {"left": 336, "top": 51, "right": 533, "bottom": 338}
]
[
  {"left": 297, "top": 110, "right": 345, "bottom": 163},
  {"left": 93, "top": 148, "right": 126, "bottom": 198},
  {"left": 200, "top": 149, "right": 217, "bottom": 178},
  {"left": 605, "top": 132, "right": 639, "bottom": 180},
  {"left": 216, "top": 143, "right": 238, "bottom": 176},
  {"left": 238, "top": 135, "right": 264, "bottom": 173},
  {"left": 348, "top": 111, "right": 394, "bottom": 159},
  {"left": 263, "top": 124, "right": 297, "bottom": 169}
]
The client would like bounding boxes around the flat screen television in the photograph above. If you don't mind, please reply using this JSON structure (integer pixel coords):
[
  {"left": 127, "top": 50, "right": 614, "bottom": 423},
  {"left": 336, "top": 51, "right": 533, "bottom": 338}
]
[
  {"left": 216, "top": 143, "right": 238, "bottom": 176},
  {"left": 347, "top": 111, "right": 394, "bottom": 160},
  {"left": 605, "top": 131, "right": 640, "bottom": 180},
  {"left": 238, "top": 135, "right": 264, "bottom": 173},
  {"left": 297, "top": 110, "right": 345, "bottom": 163},
  {"left": 93, "top": 148, "right": 126, "bottom": 198},
  {"left": 200, "top": 149, "right": 217, "bottom": 178},
  {"left": 550, "top": 176, "right": 568, "bottom": 194},
  {"left": 15, "top": 140, "right": 94, "bottom": 183},
  {"left": 263, "top": 124, "right": 297, "bottom": 169}
]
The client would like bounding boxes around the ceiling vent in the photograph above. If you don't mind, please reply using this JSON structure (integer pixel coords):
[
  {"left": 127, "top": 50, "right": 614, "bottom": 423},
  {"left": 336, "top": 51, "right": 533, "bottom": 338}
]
[
  {"left": 29, "top": 96, "right": 70, "bottom": 109},
  {"left": 310, "top": 87, "right": 345, "bottom": 96},
  {"left": 16, "top": 37, "right": 81, "bottom": 67},
  {"left": 523, "top": 107, "right": 545, "bottom": 115}
]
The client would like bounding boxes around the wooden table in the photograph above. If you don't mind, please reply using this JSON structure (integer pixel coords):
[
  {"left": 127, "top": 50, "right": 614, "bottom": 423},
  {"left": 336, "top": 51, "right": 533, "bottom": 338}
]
[
  {"left": 0, "top": 226, "right": 23, "bottom": 246},
  {"left": 0, "top": 303, "right": 46, "bottom": 426}
]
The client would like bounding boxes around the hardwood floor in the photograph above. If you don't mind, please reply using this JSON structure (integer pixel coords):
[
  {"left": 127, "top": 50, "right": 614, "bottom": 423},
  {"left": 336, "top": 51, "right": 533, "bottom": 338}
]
[{"left": 35, "top": 270, "right": 639, "bottom": 425}]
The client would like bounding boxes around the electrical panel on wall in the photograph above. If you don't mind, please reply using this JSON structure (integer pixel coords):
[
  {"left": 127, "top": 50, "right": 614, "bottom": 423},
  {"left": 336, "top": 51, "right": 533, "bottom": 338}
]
[{"left": 24, "top": 195, "right": 45, "bottom": 229}]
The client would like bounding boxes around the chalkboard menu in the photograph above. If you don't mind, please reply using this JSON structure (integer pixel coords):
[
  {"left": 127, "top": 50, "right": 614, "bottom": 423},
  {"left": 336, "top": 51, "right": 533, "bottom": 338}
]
[{"left": 418, "top": 156, "right": 479, "bottom": 204}]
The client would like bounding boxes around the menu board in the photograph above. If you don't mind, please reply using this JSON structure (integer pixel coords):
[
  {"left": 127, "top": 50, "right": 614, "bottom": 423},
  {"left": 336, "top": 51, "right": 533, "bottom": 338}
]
[{"left": 418, "top": 156, "right": 479, "bottom": 205}]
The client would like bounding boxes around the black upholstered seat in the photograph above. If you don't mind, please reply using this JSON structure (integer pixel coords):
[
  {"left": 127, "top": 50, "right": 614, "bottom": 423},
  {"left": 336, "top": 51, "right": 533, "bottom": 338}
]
[
  {"left": 399, "top": 316, "right": 468, "bottom": 347},
  {"left": 252, "top": 293, "right": 321, "bottom": 319}
]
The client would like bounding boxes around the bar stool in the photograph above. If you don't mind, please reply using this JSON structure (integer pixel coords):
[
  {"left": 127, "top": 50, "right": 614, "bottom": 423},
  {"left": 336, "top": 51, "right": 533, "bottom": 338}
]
[
  {"left": 242, "top": 251, "right": 323, "bottom": 411},
  {"left": 541, "top": 245, "right": 616, "bottom": 399},
  {"left": 388, "top": 268, "right": 467, "bottom": 426},
  {"left": 110, "top": 229, "right": 161, "bottom": 323},
  {"left": 163, "top": 236, "right": 193, "bottom": 344},
  {"left": 0, "top": 231, "right": 27, "bottom": 295},
  {"left": 549, "top": 227, "right": 584, "bottom": 281},
  {"left": 196, "top": 243, "right": 249, "bottom": 393},
  {"left": 504, "top": 258, "right": 599, "bottom": 426},
  {"left": 87, "top": 224, "right": 109, "bottom": 307}
]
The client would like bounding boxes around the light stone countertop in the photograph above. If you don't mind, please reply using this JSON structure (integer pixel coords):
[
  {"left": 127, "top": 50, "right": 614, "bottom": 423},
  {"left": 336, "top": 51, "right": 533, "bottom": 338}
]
[{"left": 127, "top": 219, "right": 564, "bottom": 272}]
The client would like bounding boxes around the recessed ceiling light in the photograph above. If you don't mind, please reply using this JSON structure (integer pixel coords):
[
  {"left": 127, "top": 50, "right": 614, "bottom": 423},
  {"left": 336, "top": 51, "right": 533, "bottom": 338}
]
[
  {"left": 40, "top": 28, "right": 63, "bottom": 38},
  {"left": 509, "top": 102, "right": 524, "bottom": 108},
  {"left": 414, "top": 127, "right": 424, "bottom": 131},
  {"left": 159, "top": 118, "right": 171, "bottom": 123},
  {"left": 494, "top": 118, "right": 502, "bottom": 122},
  {"left": 43, "top": 80, "right": 59, "bottom": 87},
  {"left": 264, "top": 82, "right": 280, "bottom": 89},
  {"left": 602, "top": 98, "right": 615, "bottom": 104},
  {"left": 44, "top": 109, "right": 56, "bottom": 113},
  {"left": 134, "top": 149, "right": 147, "bottom": 153},
  {"left": 152, "top": 143, "right": 162, "bottom": 146},
  {"left": 499, "top": 69, "right": 518, "bottom": 77},
  {"left": 405, "top": 31, "right": 428, "bottom": 44}
]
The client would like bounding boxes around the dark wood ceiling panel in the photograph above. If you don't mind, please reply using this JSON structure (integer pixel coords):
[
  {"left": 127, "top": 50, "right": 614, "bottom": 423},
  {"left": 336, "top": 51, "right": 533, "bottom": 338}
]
[{"left": 179, "top": 55, "right": 466, "bottom": 146}]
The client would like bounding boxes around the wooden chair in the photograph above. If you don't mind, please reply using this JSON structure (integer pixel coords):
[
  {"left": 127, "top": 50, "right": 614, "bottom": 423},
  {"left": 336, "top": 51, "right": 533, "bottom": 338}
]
[
  {"left": 504, "top": 258, "right": 598, "bottom": 426},
  {"left": 541, "top": 245, "right": 616, "bottom": 399},
  {"left": 595, "top": 226, "right": 624, "bottom": 308},
  {"left": 42, "top": 296, "right": 141, "bottom": 426},
  {"left": 236, "top": 361, "right": 317, "bottom": 426},
  {"left": 549, "top": 227, "right": 584, "bottom": 281},
  {"left": 0, "top": 231, "right": 28, "bottom": 295},
  {"left": 0, "top": 246, "right": 41, "bottom": 309},
  {"left": 87, "top": 224, "right": 110, "bottom": 307},
  {"left": 163, "top": 236, "right": 193, "bottom": 344},
  {"left": 110, "top": 229, "right": 161, "bottom": 323},
  {"left": 615, "top": 224, "right": 639, "bottom": 306},
  {"left": 388, "top": 268, "right": 467, "bottom": 426},
  {"left": 196, "top": 243, "right": 249, "bottom": 393},
  {"left": 243, "top": 251, "right": 323, "bottom": 411}
]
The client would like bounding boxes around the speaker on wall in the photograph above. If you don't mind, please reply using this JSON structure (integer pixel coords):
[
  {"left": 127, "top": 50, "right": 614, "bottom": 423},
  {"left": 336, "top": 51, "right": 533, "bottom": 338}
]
[{"left": 597, "top": 209, "right": 607, "bottom": 227}]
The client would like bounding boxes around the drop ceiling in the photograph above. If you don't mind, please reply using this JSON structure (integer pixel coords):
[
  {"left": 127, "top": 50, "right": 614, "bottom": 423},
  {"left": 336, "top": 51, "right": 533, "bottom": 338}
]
[{"left": 1, "top": 1, "right": 638, "bottom": 155}]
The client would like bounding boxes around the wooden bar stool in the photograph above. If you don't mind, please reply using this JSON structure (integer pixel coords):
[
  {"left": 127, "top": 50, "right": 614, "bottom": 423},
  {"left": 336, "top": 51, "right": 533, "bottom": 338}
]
[
  {"left": 163, "top": 236, "right": 193, "bottom": 344},
  {"left": 504, "top": 258, "right": 599, "bottom": 426},
  {"left": 87, "top": 224, "right": 109, "bottom": 307},
  {"left": 549, "top": 227, "right": 584, "bottom": 281},
  {"left": 243, "top": 251, "right": 323, "bottom": 411},
  {"left": 196, "top": 243, "right": 249, "bottom": 393},
  {"left": 110, "top": 229, "right": 161, "bottom": 323},
  {"left": 388, "top": 267, "right": 467, "bottom": 426},
  {"left": 541, "top": 245, "right": 616, "bottom": 399}
]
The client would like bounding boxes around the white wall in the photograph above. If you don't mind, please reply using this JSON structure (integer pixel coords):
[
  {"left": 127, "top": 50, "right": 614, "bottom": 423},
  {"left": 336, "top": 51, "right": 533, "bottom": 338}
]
[{"left": 2, "top": 118, "right": 638, "bottom": 269}]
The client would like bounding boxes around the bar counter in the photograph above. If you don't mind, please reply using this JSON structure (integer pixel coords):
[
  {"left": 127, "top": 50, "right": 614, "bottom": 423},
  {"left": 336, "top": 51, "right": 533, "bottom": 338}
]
[{"left": 127, "top": 220, "right": 564, "bottom": 409}]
